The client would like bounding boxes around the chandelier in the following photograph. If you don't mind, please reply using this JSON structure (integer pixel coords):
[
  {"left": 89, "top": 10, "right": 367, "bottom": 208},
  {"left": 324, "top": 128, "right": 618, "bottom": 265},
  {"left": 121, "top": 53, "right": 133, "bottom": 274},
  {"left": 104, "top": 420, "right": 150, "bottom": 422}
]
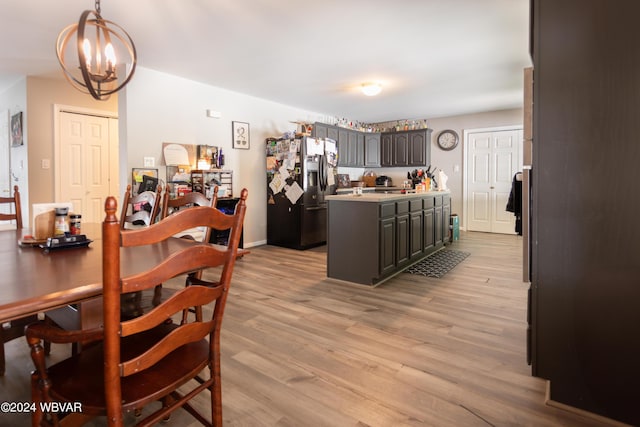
[{"left": 56, "top": 0, "right": 137, "bottom": 100}]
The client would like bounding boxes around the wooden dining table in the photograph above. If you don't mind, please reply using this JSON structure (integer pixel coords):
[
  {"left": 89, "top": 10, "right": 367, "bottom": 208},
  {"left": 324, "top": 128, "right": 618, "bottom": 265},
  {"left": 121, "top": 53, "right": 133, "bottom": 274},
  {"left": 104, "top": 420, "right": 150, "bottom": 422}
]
[{"left": 0, "top": 223, "right": 202, "bottom": 324}]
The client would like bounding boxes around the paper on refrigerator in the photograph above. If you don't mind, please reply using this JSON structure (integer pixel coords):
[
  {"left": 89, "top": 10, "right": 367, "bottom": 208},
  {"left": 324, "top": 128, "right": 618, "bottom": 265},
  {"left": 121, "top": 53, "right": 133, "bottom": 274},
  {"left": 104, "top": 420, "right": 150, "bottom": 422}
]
[
  {"left": 306, "top": 137, "right": 324, "bottom": 156},
  {"left": 285, "top": 181, "right": 304, "bottom": 204},
  {"left": 269, "top": 173, "right": 285, "bottom": 194}
]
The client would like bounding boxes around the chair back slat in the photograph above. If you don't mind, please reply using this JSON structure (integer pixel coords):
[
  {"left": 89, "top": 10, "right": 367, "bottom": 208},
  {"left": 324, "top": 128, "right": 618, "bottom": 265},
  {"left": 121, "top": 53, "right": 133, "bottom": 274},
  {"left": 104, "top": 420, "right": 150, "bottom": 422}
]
[
  {"left": 121, "top": 320, "right": 214, "bottom": 377},
  {"left": 0, "top": 185, "right": 22, "bottom": 228},
  {"left": 121, "top": 285, "right": 223, "bottom": 337},
  {"left": 122, "top": 206, "right": 236, "bottom": 247}
]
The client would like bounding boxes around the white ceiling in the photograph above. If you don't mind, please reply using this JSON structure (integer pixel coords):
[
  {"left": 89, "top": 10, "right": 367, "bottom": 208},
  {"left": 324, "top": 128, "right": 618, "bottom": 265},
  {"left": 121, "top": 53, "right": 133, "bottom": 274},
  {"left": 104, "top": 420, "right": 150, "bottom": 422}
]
[{"left": 0, "top": 0, "right": 531, "bottom": 123}]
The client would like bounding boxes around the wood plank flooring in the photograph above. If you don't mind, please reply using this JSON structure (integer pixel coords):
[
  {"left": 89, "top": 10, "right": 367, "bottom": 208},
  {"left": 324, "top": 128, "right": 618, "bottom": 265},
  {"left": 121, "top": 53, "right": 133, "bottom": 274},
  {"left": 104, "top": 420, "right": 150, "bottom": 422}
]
[{"left": 0, "top": 232, "right": 607, "bottom": 426}]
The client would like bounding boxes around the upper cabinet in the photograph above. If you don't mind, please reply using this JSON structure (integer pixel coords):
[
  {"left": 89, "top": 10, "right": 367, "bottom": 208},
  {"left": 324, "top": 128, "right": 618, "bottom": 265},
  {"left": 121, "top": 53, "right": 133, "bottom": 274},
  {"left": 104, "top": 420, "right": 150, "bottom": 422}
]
[
  {"left": 381, "top": 129, "right": 432, "bottom": 167},
  {"left": 364, "top": 133, "right": 381, "bottom": 167},
  {"left": 313, "top": 123, "right": 429, "bottom": 168},
  {"left": 313, "top": 122, "right": 372, "bottom": 168}
]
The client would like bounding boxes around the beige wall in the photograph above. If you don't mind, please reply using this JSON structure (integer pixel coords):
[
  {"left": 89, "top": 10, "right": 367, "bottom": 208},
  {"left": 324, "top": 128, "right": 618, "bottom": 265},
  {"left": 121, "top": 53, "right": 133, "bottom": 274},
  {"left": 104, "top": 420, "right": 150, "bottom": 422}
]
[
  {"left": 428, "top": 108, "right": 523, "bottom": 225},
  {"left": 26, "top": 76, "right": 117, "bottom": 221}
]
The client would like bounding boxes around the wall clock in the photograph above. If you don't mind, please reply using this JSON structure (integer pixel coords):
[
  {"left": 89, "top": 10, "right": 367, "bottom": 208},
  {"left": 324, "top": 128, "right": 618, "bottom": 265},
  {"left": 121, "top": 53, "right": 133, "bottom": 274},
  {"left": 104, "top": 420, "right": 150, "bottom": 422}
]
[{"left": 436, "top": 129, "right": 459, "bottom": 151}]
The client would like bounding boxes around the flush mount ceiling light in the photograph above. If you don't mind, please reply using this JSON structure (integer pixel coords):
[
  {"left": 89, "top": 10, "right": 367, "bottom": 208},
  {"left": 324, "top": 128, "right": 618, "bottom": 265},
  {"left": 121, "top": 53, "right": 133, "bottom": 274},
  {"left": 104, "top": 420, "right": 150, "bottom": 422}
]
[
  {"left": 361, "top": 82, "right": 382, "bottom": 96},
  {"left": 56, "top": 0, "right": 137, "bottom": 100}
]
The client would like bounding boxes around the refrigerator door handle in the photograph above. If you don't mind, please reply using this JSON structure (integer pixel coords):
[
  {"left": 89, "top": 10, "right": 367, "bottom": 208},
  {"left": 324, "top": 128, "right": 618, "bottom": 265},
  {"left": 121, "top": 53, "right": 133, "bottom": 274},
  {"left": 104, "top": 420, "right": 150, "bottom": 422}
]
[
  {"left": 305, "top": 206, "right": 327, "bottom": 211},
  {"left": 321, "top": 154, "right": 328, "bottom": 191},
  {"left": 318, "top": 155, "right": 326, "bottom": 191}
]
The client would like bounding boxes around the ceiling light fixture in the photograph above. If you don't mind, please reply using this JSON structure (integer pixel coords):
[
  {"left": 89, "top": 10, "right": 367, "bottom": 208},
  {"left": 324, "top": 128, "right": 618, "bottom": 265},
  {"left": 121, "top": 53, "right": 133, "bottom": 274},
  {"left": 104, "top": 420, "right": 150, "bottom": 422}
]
[
  {"left": 56, "top": 0, "right": 137, "bottom": 100},
  {"left": 361, "top": 82, "right": 382, "bottom": 96}
]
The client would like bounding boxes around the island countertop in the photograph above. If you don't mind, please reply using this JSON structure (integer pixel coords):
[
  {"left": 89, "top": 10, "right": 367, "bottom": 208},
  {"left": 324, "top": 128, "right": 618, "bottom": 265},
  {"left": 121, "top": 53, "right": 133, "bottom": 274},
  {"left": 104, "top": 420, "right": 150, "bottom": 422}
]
[{"left": 326, "top": 190, "right": 450, "bottom": 203}]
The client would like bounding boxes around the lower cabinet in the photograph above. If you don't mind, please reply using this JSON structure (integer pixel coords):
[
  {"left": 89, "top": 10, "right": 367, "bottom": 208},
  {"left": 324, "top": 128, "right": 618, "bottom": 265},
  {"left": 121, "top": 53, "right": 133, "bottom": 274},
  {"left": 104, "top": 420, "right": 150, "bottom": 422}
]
[
  {"left": 327, "top": 193, "right": 451, "bottom": 286},
  {"left": 379, "top": 216, "right": 396, "bottom": 276}
]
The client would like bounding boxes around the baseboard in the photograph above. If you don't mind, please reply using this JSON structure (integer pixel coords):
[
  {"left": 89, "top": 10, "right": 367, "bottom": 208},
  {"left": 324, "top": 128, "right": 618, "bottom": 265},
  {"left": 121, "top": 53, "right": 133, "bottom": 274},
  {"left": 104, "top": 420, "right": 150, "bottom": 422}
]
[
  {"left": 244, "top": 239, "right": 266, "bottom": 249},
  {"left": 544, "top": 382, "right": 632, "bottom": 427}
]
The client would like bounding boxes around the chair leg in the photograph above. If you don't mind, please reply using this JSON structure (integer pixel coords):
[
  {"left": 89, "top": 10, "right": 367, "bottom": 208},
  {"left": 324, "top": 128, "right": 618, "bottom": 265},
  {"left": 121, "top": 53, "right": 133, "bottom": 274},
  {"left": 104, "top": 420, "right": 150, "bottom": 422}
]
[
  {"left": 0, "top": 339, "right": 5, "bottom": 376},
  {"left": 30, "top": 371, "right": 44, "bottom": 427}
]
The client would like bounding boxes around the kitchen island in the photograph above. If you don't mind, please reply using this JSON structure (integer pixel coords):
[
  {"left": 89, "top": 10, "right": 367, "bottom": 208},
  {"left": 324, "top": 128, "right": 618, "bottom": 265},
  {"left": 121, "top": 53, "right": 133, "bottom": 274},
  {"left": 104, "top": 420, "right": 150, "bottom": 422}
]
[{"left": 326, "top": 191, "right": 450, "bottom": 286}]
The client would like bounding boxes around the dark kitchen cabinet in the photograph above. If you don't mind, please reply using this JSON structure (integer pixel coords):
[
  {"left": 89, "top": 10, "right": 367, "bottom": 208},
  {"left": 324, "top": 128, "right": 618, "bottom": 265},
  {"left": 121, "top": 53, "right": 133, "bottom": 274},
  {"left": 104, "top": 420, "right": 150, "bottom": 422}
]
[
  {"left": 530, "top": 1, "right": 640, "bottom": 425},
  {"left": 312, "top": 122, "right": 339, "bottom": 143},
  {"left": 423, "top": 205, "right": 435, "bottom": 251},
  {"left": 409, "top": 131, "right": 427, "bottom": 166},
  {"left": 395, "top": 214, "right": 409, "bottom": 266},
  {"left": 313, "top": 123, "right": 328, "bottom": 139},
  {"left": 442, "top": 196, "right": 450, "bottom": 243},
  {"left": 379, "top": 216, "right": 396, "bottom": 276},
  {"left": 393, "top": 133, "right": 409, "bottom": 165},
  {"left": 381, "top": 133, "right": 393, "bottom": 166},
  {"left": 434, "top": 195, "right": 443, "bottom": 246},
  {"left": 409, "top": 212, "right": 423, "bottom": 259},
  {"left": 327, "top": 193, "right": 449, "bottom": 286},
  {"left": 364, "top": 133, "right": 381, "bottom": 167},
  {"left": 381, "top": 129, "right": 432, "bottom": 167}
]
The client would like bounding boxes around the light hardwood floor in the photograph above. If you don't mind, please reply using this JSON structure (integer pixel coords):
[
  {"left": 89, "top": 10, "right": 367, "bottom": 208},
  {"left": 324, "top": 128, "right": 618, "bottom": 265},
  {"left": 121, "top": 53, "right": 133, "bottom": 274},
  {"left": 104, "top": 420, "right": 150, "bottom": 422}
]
[{"left": 1, "top": 232, "right": 606, "bottom": 426}]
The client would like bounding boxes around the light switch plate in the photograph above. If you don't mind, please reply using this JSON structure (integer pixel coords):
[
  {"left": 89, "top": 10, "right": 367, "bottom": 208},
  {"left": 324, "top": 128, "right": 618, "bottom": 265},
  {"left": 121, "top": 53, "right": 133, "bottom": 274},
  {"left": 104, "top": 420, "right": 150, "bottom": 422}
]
[{"left": 143, "top": 157, "right": 155, "bottom": 167}]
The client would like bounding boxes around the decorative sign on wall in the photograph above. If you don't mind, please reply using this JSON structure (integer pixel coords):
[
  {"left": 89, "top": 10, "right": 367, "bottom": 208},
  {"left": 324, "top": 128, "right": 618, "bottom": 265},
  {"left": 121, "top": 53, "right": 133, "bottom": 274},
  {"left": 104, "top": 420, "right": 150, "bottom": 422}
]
[
  {"left": 232, "top": 121, "right": 250, "bottom": 150},
  {"left": 11, "top": 112, "right": 23, "bottom": 147}
]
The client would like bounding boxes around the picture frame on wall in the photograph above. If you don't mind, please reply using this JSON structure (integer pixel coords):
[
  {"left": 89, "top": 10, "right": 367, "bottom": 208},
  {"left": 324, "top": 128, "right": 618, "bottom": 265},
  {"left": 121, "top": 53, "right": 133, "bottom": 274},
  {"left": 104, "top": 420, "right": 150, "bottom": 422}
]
[
  {"left": 232, "top": 121, "right": 250, "bottom": 150},
  {"left": 11, "top": 112, "right": 23, "bottom": 147}
]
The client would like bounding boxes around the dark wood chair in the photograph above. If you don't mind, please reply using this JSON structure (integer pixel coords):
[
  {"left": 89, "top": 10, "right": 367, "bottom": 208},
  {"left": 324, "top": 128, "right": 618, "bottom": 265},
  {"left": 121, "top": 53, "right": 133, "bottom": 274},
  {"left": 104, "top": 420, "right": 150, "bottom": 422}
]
[
  {"left": 25, "top": 188, "right": 248, "bottom": 426},
  {"left": 119, "top": 183, "right": 164, "bottom": 317},
  {"left": 161, "top": 188, "right": 219, "bottom": 323},
  {"left": 119, "top": 183, "right": 163, "bottom": 229},
  {"left": 0, "top": 184, "right": 23, "bottom": 228},
  {"left": 161, "top": 187, "right": 218, "bottom": 240},
  {"left": 0, "top": 185, "right": 39, "bottom": 376}
]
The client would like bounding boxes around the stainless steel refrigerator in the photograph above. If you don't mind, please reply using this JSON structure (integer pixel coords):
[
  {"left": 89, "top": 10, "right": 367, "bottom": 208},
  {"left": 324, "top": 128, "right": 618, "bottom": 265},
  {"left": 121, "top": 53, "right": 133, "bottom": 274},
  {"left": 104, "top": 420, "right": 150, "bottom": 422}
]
[{"left": 266, "top": 135, "right": 337, "bottom": 249}]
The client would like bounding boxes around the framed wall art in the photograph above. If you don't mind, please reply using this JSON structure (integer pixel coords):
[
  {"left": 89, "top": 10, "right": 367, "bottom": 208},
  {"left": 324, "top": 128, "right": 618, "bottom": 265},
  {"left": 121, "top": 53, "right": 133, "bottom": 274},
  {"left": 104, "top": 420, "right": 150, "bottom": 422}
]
[
  {"left": 232, "top": 121, "right": 250, "bottom": 149},
  {"left": 11, "top": 112, "right": 23, "bottom": 147}
]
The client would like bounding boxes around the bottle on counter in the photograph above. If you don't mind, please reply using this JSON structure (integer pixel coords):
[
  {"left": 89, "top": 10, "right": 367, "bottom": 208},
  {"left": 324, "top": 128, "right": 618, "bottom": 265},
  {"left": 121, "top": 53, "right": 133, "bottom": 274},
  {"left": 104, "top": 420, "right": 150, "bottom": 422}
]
[
  {"left": 70, "top": 214, "right": 82, "bottom": 235},
  {"left": 218, "top": 149, "right": 224, "bottom": 168},
  {"left": 54, "top": 207, "right": 69, "bottom": 236}
]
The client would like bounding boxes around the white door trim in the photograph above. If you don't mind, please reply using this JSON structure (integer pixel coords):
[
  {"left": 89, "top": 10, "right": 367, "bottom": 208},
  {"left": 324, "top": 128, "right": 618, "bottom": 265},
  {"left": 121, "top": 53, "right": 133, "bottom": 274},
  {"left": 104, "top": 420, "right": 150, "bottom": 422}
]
[
  {"left": 463, "top": 124, "right": 523, "bottom": 232},
  {"left": 53, "top": 104, "right": 118, "bottom": 202}
]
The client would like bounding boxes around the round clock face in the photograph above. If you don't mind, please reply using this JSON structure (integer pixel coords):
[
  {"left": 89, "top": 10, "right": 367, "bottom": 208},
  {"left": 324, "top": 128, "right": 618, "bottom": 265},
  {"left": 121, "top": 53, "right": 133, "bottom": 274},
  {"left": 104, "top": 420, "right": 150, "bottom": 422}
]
[{"left": 437, "top": 130, "right": 459, "bottom": 150}]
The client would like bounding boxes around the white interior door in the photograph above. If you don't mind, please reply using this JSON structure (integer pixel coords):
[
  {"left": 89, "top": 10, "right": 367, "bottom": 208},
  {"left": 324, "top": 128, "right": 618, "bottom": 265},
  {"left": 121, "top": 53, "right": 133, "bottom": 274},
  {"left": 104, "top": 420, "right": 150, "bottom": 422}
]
[
  {"left": 466, "top": 128, "right": 522, "bottom": 234},
  {"left": 58, "top": 112, "right": 115, "bottom": 223}
]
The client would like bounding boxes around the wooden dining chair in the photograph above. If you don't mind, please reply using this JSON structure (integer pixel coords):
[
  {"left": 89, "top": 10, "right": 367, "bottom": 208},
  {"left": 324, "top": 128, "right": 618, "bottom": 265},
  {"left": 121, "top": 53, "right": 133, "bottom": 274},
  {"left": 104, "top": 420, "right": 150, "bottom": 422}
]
[
  {"left": 161, "top": 188, "right": 218, "bottom": 322},
  {"left": 119, "top": 183, "right": 163, "bottom": 229},
  {"left": 0, "top": 185, "right": 39, "bottom": 376},
  {"left": 119, "top": 183, "right": 164, "bottom": 317},
  {"left": 25, "top": 188, "right": 248, "bottom": 427},
  {"left": 0, "top": 184, "right": 23, "bottom": 228},
  {"left": 161, "top": 186, "right": 218, "bottom": 239}
]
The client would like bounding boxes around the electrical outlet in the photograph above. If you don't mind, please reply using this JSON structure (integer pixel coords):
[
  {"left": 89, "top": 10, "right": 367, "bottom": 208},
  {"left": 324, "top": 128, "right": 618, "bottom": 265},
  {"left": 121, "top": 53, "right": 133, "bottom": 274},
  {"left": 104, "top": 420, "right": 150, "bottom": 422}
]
[{"left": 143, "top": 157, "right": 155, "bottom": 167}]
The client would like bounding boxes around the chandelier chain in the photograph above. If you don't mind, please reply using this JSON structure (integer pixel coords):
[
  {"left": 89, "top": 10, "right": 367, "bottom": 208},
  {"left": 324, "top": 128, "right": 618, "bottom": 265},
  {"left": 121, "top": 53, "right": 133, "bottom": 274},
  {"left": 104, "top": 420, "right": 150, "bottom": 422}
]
[{"left": 95, "top": 0, "right": 101, "bottom": 14}]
